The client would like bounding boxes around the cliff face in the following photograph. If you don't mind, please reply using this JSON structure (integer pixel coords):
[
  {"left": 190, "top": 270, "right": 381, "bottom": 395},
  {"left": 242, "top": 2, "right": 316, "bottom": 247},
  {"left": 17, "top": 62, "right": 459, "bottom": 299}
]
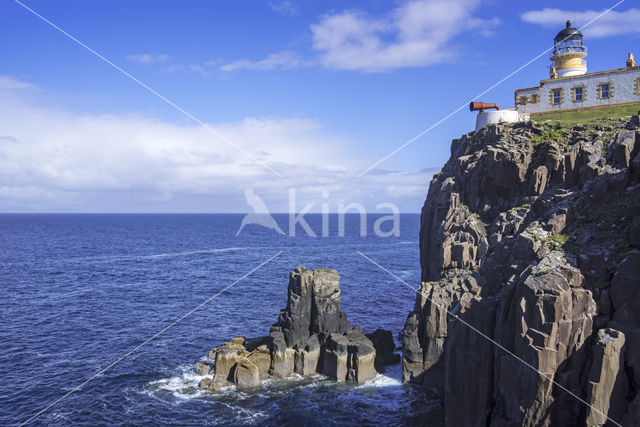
[{"left": 402, "top": 114, "right": 640, "bottom": 426}]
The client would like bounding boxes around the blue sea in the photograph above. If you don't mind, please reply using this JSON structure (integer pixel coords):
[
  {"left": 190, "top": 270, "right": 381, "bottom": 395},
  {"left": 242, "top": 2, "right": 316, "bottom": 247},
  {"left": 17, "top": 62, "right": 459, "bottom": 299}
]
[{"left": 1, "top": 214, "right": 443, "bottom": 425}]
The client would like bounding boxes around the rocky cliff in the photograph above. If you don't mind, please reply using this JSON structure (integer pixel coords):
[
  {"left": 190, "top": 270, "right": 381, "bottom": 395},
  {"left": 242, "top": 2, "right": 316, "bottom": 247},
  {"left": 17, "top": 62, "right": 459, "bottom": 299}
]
[{"left": 402, "top": 113, "right": 640, "bottom": 426}]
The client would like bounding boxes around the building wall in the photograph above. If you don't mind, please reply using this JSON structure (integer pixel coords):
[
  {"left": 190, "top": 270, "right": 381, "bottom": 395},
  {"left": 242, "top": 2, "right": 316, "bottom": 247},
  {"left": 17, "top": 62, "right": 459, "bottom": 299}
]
[{"left": 515, "top": 67, "right": 640, "bottom": 114}]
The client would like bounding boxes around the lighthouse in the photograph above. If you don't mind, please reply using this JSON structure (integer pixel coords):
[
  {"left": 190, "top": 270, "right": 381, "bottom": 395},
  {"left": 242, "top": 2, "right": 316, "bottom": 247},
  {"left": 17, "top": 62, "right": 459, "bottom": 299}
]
[{"left": 550, "top": 20, "right": 587, "bottom": 78}]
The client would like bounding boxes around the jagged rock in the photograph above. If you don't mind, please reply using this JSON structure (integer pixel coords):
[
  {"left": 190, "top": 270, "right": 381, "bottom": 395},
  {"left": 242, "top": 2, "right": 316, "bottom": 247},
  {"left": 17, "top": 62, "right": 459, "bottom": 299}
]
[
  {"left": 611, "top": 252, "right": 640, "bottom": 325},
  {"left": 199, "top": 377, "right": 213, "bottom": 389},
  {"left": 310, "top": 268, "right": 351, "bottom": 335},
  {"left": 585, "top": 328, "right": 627, "bottom": 426},
  {"left": 232, "top": 359, "right": 260, "bottom": 390},
  {"left": 213, "top": 346, "right": 248, "bottom": 383},
  {"left": 444, "top": 297, "right": 495, "bottom": 427},
  {"left": 491, "top": 261, "right": 596, "bottom": 426},
  {"left": 294, "top": 335, "right": 320, "bottom": 376},
  {"left": 625, "top": 114, "right": 639, "bottom": 130},
  {"left": 323, "top": 333, "right": 349, "bottom": 381},
  {"left": 345, "top": 326, "right": 377, "bottom": 384},
  {"left": 322, "top": 328, "right": 376, "bottom": 384},
  {"left": 248, "top": 345, "right": 271, "bottom": 380},
  {"left": 276, "top": 267, "right": 313, "bottom": 347},
  {"left": 275, "top": 267, "right": 350, "bottom": 347},
  {"left": 608, "top": 130, "right": 637, "bottom": 168},
  {"left": 195, "top": 361, "right": 213, "bottom": 376},
  {"left": 199, "top": 376, "right": 228, "bottom": 392},
  {"left": 268, "top": 326, "right": 295, "bottom": 379},
  {"left": 366, "top": 329, "right": 400, "bottom": 368},
  {"left": 401, "top": 311, "right": 425, "bottom": 384},
  {"left": 532, "top": 165, "right": 549, "bottom": 195}
]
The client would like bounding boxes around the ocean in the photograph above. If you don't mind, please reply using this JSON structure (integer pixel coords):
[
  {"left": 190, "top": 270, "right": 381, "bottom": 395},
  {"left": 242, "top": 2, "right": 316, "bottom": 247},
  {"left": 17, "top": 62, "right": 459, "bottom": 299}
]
[{"left": 1, "top": 213, "right": 443, "bottom": 425}]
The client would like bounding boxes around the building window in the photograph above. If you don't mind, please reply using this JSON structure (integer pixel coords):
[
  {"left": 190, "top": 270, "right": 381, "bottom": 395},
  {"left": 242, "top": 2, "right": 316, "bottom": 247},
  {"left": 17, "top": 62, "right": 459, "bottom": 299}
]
[
  {"left": 519, "top": 96, "right": 527, "bottom": 105},
  {"left": 572, "top": 85, "right": 586, "bottom": 103},
  {"left": 551, "top": 88, "right": 562, "bottom": 105},
  {"left": 635, "top": 77, "right": 640, "bottom": 96},
  {"left": 597, "top": 82, "right": 613, "bottom": 100},
  {"left": 531, "top": 94, "right": 539, "bottom": 104}
]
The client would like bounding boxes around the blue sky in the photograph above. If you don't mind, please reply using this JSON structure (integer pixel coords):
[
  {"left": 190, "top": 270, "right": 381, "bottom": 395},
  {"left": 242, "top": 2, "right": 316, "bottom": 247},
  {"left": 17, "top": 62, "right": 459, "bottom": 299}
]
[{"left": 1, "top": 0, "right": 639, "bottom": 212}]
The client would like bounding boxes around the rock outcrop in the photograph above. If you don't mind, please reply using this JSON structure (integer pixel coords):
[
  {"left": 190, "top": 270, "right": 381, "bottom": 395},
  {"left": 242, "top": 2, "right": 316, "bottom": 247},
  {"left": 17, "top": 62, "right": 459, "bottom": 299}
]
[
  {"left": 403, "top": 114, "right": 640, "bottom": 426},
  {"left": 198, "top": 267, "right": 400, "bottom": 391}
]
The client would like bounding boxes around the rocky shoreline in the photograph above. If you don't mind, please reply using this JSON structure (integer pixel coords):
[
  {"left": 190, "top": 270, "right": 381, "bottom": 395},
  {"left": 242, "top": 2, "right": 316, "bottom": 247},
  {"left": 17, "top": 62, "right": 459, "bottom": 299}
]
[{"left": 196, "top": 267, "right": 399, "bottom": 392}]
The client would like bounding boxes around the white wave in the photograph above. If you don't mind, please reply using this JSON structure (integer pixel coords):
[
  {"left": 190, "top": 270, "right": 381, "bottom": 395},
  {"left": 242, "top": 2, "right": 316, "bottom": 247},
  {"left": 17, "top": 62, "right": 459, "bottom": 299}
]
[
  {"left": 73, "top": 247, "right": 248, "bottom": 263},
  {"left": 357, "top": 361, "right": 403, "bottom": 388},
  {"left": 140, "top": 248, "right": 247, "bottom": 259},
  {"left": 358, "top": 372, "right": 403, "bottom": 388},
  {"left": 146, "top": 365, "right": 213, "bottom": 400}
]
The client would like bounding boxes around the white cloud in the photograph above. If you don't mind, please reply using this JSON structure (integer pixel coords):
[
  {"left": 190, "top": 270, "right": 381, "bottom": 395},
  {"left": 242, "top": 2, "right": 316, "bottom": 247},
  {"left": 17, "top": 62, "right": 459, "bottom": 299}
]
[
  {"left": 126, "top": 53, "right": 170, "bottom": 65},
  {"left": 310, "top": 0, "right": 500, "bottom": 72},
  {"left": 220, "top": 51, "right": 313, "bottom": 72},
  {"left": 218, "top": 0, "right": 499, "bottom": 74},
  {"left": 0, "top": 75, "right": 35, "bottom": 90},
  {"left": 164, "top": 63, "right": 212, "bottom": 78},
  {"left": 521, "top": 8, "right": 640, "bottom": 38},
  {"left": 0, "top": 76, "right": 431, "bottom": 212},
  {"left": 269, "top": 0, "right": 297, "bottom": 16}
]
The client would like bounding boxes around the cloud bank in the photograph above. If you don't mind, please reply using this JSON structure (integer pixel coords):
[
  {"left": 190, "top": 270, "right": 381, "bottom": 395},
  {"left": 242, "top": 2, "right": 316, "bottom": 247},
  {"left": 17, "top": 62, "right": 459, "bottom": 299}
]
[{"left": 0, "top": 76, "right": 433, "bottom": 212}]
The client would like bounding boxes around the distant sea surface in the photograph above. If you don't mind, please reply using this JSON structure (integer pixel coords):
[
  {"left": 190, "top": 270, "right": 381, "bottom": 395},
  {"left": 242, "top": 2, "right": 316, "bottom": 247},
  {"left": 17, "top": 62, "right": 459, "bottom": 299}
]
[{"left": 1, "top": 214, "right": 442, "bottom": 425}]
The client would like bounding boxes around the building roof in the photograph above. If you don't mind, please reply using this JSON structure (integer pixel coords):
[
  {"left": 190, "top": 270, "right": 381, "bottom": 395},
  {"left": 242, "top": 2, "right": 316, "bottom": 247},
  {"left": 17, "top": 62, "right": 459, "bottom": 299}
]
[{"left": 554, "top": 20, "right": 583, "bottom": 43}]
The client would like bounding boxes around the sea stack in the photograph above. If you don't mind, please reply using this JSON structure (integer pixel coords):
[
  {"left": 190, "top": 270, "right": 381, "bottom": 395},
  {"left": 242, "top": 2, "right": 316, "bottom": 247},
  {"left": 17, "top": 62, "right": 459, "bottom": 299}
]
[{"left": 198, "top": 267, "right": 398, "bottom": 391}]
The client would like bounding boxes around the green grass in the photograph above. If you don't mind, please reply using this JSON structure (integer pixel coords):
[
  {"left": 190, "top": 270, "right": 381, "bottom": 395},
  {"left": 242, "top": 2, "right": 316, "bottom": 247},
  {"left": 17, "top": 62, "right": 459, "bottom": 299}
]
[
  {"left": 544, "top": 234, "right": 570, "bottom": 250},
  {"left": 532, "top": 125, "right": 569, "bottom": 145},
  {"left": 532, "top": 104, "right": 640, "bottom": 125}
]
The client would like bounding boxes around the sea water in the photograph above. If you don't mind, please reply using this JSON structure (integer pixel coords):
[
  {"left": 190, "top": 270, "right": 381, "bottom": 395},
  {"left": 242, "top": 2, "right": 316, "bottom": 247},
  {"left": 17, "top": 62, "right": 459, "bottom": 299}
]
[{"left": 1, "top": 214, "right": 443, "bottom": 425}]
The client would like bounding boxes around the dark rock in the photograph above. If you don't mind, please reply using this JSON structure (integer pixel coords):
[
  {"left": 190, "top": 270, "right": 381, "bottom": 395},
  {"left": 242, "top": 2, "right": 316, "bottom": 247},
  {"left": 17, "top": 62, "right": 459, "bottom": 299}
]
[
  {"left": 611, "top": 252, "right": 640, "bottom": 326},
  {"left": 625, "top": 114, "right": 639, "bottom": 130},
  {"left": 366, "top": 328, "right": 400, "bottom": 368},
  {"left": 323, "top": 333, "right": 349, "bottom": 381},
  {"left": 268, "top": 326, "right": 295, "bottom": 379},
  {"left": 585, "top": 328, "right": 627, "bottom": 426},
  {"left": 294, "top": 335, "right": 321, "bottom": 376},
  {"left": 345, "top": 327, "right": 377, "bottom": 384}
]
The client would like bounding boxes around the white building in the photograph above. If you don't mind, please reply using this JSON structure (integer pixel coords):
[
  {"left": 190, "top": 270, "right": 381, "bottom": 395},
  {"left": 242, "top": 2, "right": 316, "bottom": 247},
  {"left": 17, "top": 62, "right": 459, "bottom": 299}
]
[{"left": 515, "top": 21, "right": 640, "bottom": 115}]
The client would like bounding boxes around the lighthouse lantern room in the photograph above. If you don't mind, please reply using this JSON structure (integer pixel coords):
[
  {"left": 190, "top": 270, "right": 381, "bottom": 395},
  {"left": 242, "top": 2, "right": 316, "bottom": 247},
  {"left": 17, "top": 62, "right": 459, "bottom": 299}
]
[{"left": 550, "top": 20, "right": 587, "bottom": 78}]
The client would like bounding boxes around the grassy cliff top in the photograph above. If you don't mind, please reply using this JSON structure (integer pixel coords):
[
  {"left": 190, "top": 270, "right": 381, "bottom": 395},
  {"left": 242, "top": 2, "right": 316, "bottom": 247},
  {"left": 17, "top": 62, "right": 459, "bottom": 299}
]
[{"left": 532, "top": 104, "right": 640, "bottom": 125}]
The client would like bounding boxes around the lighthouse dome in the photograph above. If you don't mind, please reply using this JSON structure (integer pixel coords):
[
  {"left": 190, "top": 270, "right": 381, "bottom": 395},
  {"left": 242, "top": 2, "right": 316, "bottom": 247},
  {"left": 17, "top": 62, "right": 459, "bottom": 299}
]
[{"left": 554, "top": 20, "right": 583, "bottom": 43}]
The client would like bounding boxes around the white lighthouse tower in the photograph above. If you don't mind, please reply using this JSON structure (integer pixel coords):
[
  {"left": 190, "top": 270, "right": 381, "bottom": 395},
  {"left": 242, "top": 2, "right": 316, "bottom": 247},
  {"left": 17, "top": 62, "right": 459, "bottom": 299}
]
[{"left": 550, "top": 20, "right": 587, "bottom": 78}]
